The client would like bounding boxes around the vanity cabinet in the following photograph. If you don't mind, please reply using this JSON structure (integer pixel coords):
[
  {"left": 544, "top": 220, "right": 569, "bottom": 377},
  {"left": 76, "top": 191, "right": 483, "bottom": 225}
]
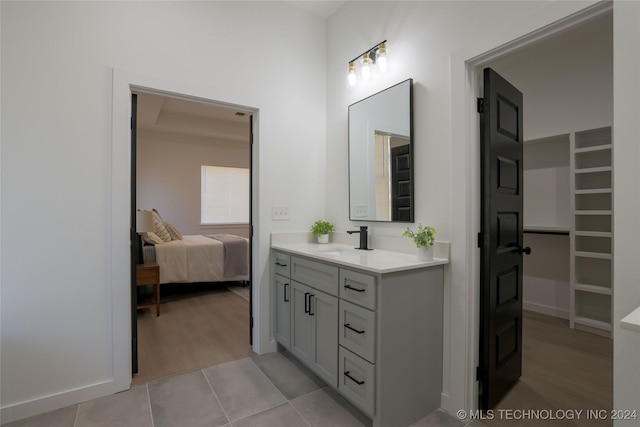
[
  {"left": 271, "top": 248, "right": 444, "bottom": 427},
  {"left": 274, "top": 274, "right": 291, "bottom": 349},
  {"left": 273, "top": 252, "right": 292, "bottom": 349},
  {"left": 291, "top": 281, "right": 338, "bottom": 387}
]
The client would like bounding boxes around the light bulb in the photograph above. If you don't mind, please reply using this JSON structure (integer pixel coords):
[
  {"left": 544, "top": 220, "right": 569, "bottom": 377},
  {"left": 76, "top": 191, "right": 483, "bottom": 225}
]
[
  {"left": 377, "top": 43, "right": 388, "bottom": 72},
  {"left": 347, "top": 62, "right": 357, "bottom": 87},
  {"left": 361, "top": 53, "right": 372, "bottom": 81}
]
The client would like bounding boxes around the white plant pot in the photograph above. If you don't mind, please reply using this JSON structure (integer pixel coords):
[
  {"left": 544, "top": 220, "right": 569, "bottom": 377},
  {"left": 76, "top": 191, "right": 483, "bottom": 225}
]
[
  {"left": 317, "top": 234, "right": 329, "bottom": 244},
  {"left": 417, "top": 246, "right": 434, "bottom": 261}
]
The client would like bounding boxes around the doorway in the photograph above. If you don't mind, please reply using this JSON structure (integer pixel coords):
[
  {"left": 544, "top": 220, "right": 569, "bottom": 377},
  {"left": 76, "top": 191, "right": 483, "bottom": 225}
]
[
  {"left": 476, "top": 7, "right": 613, "bottom": 417},
  {"left": 131, "top": 90, "right": 256, "bottom": 385}
]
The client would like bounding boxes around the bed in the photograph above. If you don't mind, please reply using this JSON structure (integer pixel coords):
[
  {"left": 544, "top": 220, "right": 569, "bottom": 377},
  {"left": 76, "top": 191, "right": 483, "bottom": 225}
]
[{"left": 140, "top": 210, "right": 249, "bottom": 284}]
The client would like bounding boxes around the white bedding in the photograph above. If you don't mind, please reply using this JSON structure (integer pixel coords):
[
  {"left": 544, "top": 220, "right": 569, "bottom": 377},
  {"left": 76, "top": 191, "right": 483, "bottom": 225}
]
[{"left": 153, "top": 235, "right": 248, "bottom": 284}]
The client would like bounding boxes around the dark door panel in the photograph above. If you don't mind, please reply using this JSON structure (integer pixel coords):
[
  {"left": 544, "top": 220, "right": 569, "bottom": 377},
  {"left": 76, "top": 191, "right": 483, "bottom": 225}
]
[
  {"left": 130, "top": 93, "right": 138, "bottom": 374},
  {"left": 479, "top": 67, "right": 527, "bottom": 410},
  {"left": 391, "top": 144, "right": 412, "bottom": 221}
]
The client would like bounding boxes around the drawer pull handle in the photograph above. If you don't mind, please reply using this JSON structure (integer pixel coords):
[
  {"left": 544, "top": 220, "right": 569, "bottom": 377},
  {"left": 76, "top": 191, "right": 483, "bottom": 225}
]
[
  {"left": 344, "top": 371, "right": 365, "bottom": 385},
  {"left": 275, "top": 262, "right": 288, "bottom": 267},
  {"left": 344, "top": 284, "right": 365, "bottom": 293},
  {"left": 304, "top": 292, "right": 310, "bottom": 313},
  {"left": 284, "top": 283, "right": 289, "bottom": 302},
  {"left": 344, "top": 323, "right": 365, "bottom": 334},
  {"left": 308, "top": 294, "right": 315, "bottom": 316}
]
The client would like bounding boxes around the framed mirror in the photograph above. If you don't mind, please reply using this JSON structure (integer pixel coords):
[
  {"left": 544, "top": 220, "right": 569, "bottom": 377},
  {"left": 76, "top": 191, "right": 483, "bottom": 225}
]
[{"left": 348, "top": 79, "right": 413, "bottom": 222}]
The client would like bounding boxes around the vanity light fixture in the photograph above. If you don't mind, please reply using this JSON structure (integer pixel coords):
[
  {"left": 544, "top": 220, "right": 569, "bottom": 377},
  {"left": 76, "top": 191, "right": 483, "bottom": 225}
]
[{"left": 347, "top": 40, "right": 389, "bottom": 87}]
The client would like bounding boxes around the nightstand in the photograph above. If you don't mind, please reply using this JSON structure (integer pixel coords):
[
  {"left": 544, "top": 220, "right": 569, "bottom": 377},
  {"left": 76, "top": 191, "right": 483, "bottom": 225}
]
[{"left": 136, "top": 263, "right": 160, "bottom": 316}]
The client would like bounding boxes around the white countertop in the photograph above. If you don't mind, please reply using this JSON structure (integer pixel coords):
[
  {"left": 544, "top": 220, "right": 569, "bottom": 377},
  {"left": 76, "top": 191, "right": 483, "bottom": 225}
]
[
  {"left": 271, "top": 242, "right": 448, "bottom": 274},
  {"left": 621, "top": 306, "right": 640, "bottom": 333}
]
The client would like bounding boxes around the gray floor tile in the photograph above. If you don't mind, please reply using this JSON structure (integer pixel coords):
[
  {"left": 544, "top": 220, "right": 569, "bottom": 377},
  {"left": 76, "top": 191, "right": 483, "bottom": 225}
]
[
  {"left": 410, "top": 409, "right": 466, "bottom": 427},
  {"left": 2, "top": 405, "right": 77, "bottom": 427},
  {"left": 148, "top": 370, "right": 228, "bottom": 427},
  {"left": 231, "top": 403, "right": 308, "bottom": 427},
  {"left": 291, "top": 388, "right": 369, "bottom": 427},
  {"left": 75, "top": 385, "right": 152, "bottom": 427},
  {"left": 251, "top": 351, "right": 324, "bottom": 399},
  {"left": 204, "top": 358, "right": 286, "bottom": 422}
]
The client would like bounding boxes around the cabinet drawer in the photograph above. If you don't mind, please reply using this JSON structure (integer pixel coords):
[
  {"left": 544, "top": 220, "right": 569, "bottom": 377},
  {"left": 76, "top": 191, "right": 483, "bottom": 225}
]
[
  {"left": 340, "top": 269, "right": 375, "bottom": 310},
  {"left": 273, "top": 252, "right": 291, "bottom": 277},
  {"left": 338, "top": 346, "right": 375, "bottom": 418},
  {"left": 339, "top": 300, "right": 375, "bottom": 363},
  {"left": 137, "top": 264, "right": 159, "bottom": 285},
  {"left": 291, "top": 256, "right": 339, "bottom": 297}
]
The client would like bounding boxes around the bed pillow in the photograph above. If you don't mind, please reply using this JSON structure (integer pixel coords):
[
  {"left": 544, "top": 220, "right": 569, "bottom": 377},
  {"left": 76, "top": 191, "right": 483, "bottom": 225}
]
[
  {"left": 151, "top": 209, "right": 172, "bottom": 242},
  {"left": 141, "top": 231, "right": 165, "bottom": 245},
  {"left": 165, "top": 222, "right": 183, "bottom": 240}
]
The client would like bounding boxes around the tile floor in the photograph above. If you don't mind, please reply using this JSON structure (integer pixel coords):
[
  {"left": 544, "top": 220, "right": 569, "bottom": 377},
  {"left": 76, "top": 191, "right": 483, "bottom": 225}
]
[{"left": 4, "top": 351, "right": 476, "bottom": 427}]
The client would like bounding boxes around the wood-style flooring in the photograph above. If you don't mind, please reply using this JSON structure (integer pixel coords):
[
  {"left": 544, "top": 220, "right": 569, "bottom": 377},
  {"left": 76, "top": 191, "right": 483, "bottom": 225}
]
[
  {"left": 133, "top": 282, "right": 254, "bottom": 386},
  {"left": 479, "top": 310, "right": 613, "bottom": 427}
]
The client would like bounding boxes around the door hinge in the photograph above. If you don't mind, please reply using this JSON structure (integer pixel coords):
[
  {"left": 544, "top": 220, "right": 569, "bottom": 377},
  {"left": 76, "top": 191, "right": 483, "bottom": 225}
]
[
  {"left": 477, "top": 98, "right": 484, "bottom": 113},
  {"left": 476, "top": 366, "right": 482, "bottom": 380},
  {"left": 130, "top": 116, "right": 134, "bottom": 130},
  {"left": 250, "top": 316, "right": 254, "bottom": 329},
  {"left": 477, "top": 232, "right": 483, "bottom": 248}
]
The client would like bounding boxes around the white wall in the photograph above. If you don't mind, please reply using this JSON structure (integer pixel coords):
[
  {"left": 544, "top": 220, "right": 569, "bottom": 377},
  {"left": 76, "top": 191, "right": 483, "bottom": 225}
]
[
  {"left": 613, "top": 1, "right": 640, "bottom": 425},
  {"left": 487, "top": 13, "right": 612, "bottom": 320},
  {"left": 490, "top": 16, "right": 613, "bottom": 141},
  {"left": 137, "top": 129, "right": 250, "bottom": 237},
  {"left": 3, "top": 0, "right": 640, "bottom": 424},
  {"left": 1, "top": 1, "right": 326, "bottom": 422},
  {"left": 326, "top": 0, "right": 622, "bottom": 415}
]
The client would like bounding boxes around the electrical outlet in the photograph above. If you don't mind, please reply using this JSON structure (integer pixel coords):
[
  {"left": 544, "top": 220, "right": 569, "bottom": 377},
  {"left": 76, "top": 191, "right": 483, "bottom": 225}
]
[{"left": 272, "top": 206, "right": 290, "bottom": 221}]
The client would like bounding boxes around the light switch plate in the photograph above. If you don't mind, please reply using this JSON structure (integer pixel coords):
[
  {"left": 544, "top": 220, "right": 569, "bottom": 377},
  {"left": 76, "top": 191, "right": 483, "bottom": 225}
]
[{"left": 272, "top": 206, "right": 290, "bottom": 221}]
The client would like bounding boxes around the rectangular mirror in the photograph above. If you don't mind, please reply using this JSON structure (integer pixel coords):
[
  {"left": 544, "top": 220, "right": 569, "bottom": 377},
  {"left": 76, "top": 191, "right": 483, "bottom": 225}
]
[{"left": 348, "top": 79, "right": 413, "bottom": 222}]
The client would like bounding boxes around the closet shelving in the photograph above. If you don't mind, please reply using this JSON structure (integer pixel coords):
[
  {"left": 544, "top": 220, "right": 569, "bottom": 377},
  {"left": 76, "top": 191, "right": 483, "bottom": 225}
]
[{"left": 570, "top": 126, "right": 613, "bottom": 337}]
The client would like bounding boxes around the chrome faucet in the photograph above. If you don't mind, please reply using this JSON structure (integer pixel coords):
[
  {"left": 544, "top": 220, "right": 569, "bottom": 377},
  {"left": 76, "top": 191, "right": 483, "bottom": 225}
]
[{"left": 347, "top": 226, "right": 372, "bottom": 250}]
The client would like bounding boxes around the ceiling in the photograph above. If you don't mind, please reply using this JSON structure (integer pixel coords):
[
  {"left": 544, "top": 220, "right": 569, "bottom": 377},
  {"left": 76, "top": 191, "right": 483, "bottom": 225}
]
[
  {"left": 136, "top": 92, "right": 251, "bottom": 143},
  {"left": 286, "top": 1, "right": 345, "bottom": 19}
]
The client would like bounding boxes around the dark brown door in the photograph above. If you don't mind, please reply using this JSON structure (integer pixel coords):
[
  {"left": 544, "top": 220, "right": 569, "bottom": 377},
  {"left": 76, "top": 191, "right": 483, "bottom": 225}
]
[
  {"left": 130, "top": 93, "right": 139, "bottom": 374},
  {"left": 249, "top": 115, "right": 254, "bottom": 345},
  {"left": 391, "top": 144, "right": 412, "bottom": 221},
  {"left": 479, "top": 67, "right": 529, "bottom": 409}
]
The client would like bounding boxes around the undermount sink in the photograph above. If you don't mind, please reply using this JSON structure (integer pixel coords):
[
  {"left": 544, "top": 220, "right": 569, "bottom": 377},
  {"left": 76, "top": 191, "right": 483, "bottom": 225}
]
[{"left": 313, "top": 248, "right": 344, "bottom": 257}]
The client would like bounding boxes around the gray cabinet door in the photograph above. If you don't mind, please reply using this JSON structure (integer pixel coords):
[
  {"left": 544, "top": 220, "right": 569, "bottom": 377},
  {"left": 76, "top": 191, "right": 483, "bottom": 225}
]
[
  {"left": 291, "top": 281, "right": 313, "bottom": 366},
  {"left": 274, "top": 274, "right": 291, "bottom": 349},
  {"left": 311, "top": 290, "right": 338, "bottom": 388}
]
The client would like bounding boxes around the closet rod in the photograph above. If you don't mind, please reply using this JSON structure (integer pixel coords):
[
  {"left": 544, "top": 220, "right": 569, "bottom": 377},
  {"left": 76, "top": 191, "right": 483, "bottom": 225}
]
[{"left": 523, "top": 230, "right": 569, "bottom": 236}]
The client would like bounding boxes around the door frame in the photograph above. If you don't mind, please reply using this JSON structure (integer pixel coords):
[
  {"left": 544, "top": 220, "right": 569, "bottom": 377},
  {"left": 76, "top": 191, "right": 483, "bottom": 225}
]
[
  {"left": 447, "top": 1, "right": 613, "bottom": 413},
  {"left": 111, "top": 69, "right": 261, "bottom": 392},
  {"left": 130, "top": 89, "right": 255, "bottom": 369}
]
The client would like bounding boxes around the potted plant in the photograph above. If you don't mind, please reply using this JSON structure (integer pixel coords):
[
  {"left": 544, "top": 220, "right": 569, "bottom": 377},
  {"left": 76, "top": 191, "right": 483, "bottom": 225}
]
[
  {"left": 402, "top": 223, "right": 436, "bottom": 260},
  {"left": 311, "top": 220, "right": 335, "bottom": 244}
]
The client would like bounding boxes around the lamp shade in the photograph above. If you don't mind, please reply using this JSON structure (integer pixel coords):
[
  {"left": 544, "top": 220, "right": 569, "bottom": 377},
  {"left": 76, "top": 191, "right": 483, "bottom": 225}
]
[{"left": 136, "top": 210, "right": 154, "bottom": 233}]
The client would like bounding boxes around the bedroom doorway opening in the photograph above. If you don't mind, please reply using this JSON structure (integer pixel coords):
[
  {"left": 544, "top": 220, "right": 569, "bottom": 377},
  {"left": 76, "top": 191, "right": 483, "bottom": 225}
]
[{"left": 130, "top": 90, "right": 256, "bottom": 385}]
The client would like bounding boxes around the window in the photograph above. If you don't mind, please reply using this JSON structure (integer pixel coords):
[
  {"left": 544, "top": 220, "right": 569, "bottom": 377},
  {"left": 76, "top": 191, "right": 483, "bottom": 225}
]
[{"left": 201, "top": 165, "right": 249, "bottom": 224}]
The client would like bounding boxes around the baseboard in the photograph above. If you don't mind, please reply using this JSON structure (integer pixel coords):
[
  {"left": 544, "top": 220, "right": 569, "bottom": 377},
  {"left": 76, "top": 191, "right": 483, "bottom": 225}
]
[
  {"left": 1, "top": 379, "right": 117, "bottom": 424},
  {"left": 440, "top": 391, "right": 451, "bottom": 413},
  {"left": 523, "top": 301, "right": 569, "bottom": 320}
]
